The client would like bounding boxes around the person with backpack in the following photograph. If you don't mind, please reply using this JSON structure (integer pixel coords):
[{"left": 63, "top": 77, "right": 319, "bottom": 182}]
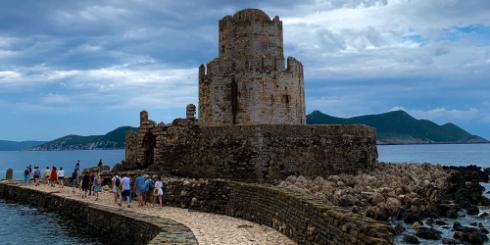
[
  {"left": 144, "top": 175, "right": 154, "bottom": 206},
  {"left": 112, "top": 175, "right": 121, "bottom": 203}
]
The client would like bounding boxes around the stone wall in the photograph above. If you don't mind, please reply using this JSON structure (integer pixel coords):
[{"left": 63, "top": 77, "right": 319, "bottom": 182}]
[
  {"left": 0, "top": 183, "right": 197, "bottom": 245},
  {"left": 199, "top": 9, "right": 306, "bottom": 126},
  {"left": 121, "top": 118, "right": 377, "bottom": 183},
  {"left": 161, "top": 179, "right": 393, "bottom": 244}
]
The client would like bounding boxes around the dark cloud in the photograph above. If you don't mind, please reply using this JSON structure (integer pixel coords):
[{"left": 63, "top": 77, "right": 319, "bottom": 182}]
[{"left": 0, "top": 0, "right": 489, "bottom": 140}]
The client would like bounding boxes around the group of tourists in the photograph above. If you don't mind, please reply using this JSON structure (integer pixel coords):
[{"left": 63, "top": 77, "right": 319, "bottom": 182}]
[
  {"left": 23, "top": 160, "right": 166, "bottom": 208},
  {"left": 23, "top": 164, "right": 65, "bottom": 187},
  {"left": 109, "top": 173, "right": 165, "bottom": 208}
]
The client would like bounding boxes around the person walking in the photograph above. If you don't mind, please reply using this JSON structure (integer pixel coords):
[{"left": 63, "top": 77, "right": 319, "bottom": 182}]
[
  {"left": 33, "top": 166, "right": 40, "bottom": 186},
  {"left": 88, "top": 171, "right": 95, "bottom": 196},
  {"left": 72, "top": 161, "right": 81, "bottom": 185},
  {"left": 81, "top": 171, "right": 90, "bottom": 198},
  {"left": 119, "top": 174, "right": 132, "bottom": 208},
  {"left": 135, "top": 173, "right": 146, "bottom": 207},
  {"left": 93, "top": 172, "right": 102, "bottom": 201},
  {"left": 57, "top": 167, "right": 65, "bottom": 188},
  {"left": 50, "top": 166, "right": 58, "bottom": 187},
  {"left": 43, "top": 166, "right": 50, "bottom": 185},
  {"left": 154, "top": 176, "right": 164, "bottom": 207},
  {"left": 23, "top": 166, "right": 30, "bottom": 184},
  {"left": 111, "top": 175, "right": 121, "bottom": 203},
  {"left": 145, "top": 175, "right": 155, "bottom": 206}
]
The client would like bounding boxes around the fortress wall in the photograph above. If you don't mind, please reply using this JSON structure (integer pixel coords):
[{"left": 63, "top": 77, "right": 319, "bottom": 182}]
[
  {"left": 161, "top": 179, "right": 394, "bottom": 244},
  {"left": 152, "top": 123, "right": 377, "bottom": 182},
  {"left": 0, "top": 183, "right": 197, "bottom": 245}
]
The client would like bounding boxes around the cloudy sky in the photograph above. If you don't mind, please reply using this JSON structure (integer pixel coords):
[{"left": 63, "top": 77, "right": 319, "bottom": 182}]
[{"left": 0, "top": 0, "right": 489, "bottom": 141}]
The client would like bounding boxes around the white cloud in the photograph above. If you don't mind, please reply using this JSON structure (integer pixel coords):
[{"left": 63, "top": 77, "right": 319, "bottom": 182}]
[
  {"left": 0, "top": 71, "right": 21, "bottom": 80},
  {"left": 279, "top": 0, "right": 490, "bottom": 80},
  {"left": 41, "top": 93, "right": 71, "bottom": 105}
]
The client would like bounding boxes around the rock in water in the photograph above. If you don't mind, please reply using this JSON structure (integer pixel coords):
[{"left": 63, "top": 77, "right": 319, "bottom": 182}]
[
  {"left": 394, "top": 223, "right": 406, "bottom": 235},
  {"left": 403, "top": 235, "right": 420, "bottom": 244},
  {"left": 441, "top": 238, "right": 459, "bottom": 244},
  {"left": 466, "top": 205, "right": 480, "bottom": 215},
  {"left": 454, "top": 230, "right": 488, "bottom": 245},
  {"left": 416, "top": 227, "right": 442, "bottom": 240}
]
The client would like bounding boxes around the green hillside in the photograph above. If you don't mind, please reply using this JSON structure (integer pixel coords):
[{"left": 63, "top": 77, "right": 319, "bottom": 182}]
[
  {"left": 307, "top": 110, "right": 488, "bottom": 144},
  {"left": 32, "top": 126, "right": 138, "bottom": 150},
  {"left": 0, "top": 140, "right": 47, "bottom": 151}
]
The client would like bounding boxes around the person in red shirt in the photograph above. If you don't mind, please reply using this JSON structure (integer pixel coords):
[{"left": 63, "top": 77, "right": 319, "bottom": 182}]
[{"left": 50, "top": 166, "right": 58, "bottom": 187}]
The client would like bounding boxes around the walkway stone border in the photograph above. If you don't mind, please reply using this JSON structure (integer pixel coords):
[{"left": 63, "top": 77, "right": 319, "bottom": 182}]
[
  {"left": 162, "top": 178, "right": 394, "bottom": 244},
  {"left": 0, "top": 182, "right": 197, "bottom": 245}
]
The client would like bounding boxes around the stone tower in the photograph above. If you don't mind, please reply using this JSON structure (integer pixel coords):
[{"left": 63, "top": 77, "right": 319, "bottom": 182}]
[{"left": 199, "top": 9, "right": 306, "bottom": 126}]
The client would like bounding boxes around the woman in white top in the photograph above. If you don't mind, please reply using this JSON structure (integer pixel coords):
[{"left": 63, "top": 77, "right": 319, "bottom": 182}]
[
  {"left": 111, "top": 175, "right": 120, "bottom": 203},
  {"left": 154, "top": 176, "right": 164, "bottom": 207},
  {"left": 57, "top": 167, "right": 65, "bottom": 188}
]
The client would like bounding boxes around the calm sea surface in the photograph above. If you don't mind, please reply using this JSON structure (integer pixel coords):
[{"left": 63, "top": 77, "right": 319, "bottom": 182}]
[
  {"left": 378, "top": 143, "right": 490, "bottom": 168},
  {"left": 0, "top": 149, "right": 124, "bottom": 180},
  {"left": 0, "top": 200, "right": 101, "bottom": 245}
]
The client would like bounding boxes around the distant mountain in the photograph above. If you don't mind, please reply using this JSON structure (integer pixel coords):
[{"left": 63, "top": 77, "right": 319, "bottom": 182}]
[
  {"left": 0, "top": 140, "right": 47, "bottom": 151},
  {"left": 307, "top": 110, "right": 489, "bottom": 144},
  {"left": 32, "top": 126, "right": 138, "bottom": 151}
]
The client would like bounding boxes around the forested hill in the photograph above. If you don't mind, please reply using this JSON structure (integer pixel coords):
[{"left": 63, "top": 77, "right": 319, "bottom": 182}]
[
  {"left": 307, "top": 110, "right": 488, "bottom": 144},
  {"left": 31, "top": 126, "right": 138, "bottom": 151}
]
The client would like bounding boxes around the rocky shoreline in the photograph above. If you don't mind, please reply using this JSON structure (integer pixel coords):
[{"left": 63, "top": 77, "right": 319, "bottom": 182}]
[{"left": 277, "top": 163, "right": 490, "bottom": 244}]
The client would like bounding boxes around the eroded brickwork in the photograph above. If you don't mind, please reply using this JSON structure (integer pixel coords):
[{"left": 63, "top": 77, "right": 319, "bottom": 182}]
[{"left": 199, "top": 9, "right": 306, "bottom": 126}]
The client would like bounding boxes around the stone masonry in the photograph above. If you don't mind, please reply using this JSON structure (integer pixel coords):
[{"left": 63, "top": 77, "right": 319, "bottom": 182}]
[
  {"left": 199, "top": 9, "right": 305, "bottom": 126},
  {"left": 119, "top": 9, "right": 378, "bottom": 183}
]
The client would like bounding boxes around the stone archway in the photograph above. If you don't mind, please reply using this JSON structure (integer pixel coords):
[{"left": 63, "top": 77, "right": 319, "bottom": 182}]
[{"left": 142, "top": 131, "right": 156, "bottom": 168}]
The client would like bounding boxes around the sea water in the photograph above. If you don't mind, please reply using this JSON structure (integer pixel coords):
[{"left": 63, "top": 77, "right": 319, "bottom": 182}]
[
  {"left": 0, "top": 200, "right": 101, "bottom": 245},
  {"left": 0, "top": 149, "right": 124, "bottom": 180},
  {"left": 378, "top": 143, "right": 490, "bottom": 167}
]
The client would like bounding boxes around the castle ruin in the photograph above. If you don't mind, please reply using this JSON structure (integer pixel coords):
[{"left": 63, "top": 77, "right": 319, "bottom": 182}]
[
  {"left": 199, "top": 9, "right": 305, "bottom": 126},
  {"left": 119, "top": 9, "right": 378, "bottom": 182}
]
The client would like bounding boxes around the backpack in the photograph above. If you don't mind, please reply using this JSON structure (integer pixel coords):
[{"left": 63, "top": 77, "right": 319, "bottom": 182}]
[
  {"left": 115, "top": 177, "right": 121, "bottom": 187},
  {"left": 147, "top": 179, "right": 155, "bottom": 190}
]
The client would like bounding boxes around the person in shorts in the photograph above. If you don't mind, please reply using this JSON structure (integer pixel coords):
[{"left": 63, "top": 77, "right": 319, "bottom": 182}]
[
  {"left": 154, "top": 176, "right": 164, "bottom": 207},
  {"left": 33, "top": 166, "right": 41, "bottom": 186},
  {"left": 112, "top": 175, "right": 121, "bottom": 203},
  {"left": 119, "top": 174, "right": 132, "bottom": 208},
  {"left": 57, "top": 167, "right": 65, "bottom": 188},
  {"left": 135, "top": 173, "right": 146, "bottom": 206},
  {"left": 93, "top": 172, "right": 102, "bottom": 201},
  {"left": 43, "top": 166, "right": 50, "bottom": 185}
]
